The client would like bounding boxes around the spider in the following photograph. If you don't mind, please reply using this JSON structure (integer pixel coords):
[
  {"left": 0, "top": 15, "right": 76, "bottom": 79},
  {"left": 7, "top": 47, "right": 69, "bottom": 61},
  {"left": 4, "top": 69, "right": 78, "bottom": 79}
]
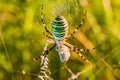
[
  {"left": 33, "top": 5, "right": 93, "bottom": 65},
  {"left": 32, "top": 6, "right": 117, "bottom": 80}
]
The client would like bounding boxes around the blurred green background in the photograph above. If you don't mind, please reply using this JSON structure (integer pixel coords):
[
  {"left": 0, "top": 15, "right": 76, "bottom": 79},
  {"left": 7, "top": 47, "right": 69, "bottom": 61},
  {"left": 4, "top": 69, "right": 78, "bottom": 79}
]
[{"left": 0, "top": 0, "right": 120, "bottom": 80}]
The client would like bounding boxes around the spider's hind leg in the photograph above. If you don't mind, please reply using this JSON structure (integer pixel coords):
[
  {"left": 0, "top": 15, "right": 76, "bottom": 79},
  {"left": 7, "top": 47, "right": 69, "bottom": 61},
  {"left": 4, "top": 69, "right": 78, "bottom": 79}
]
[{"left": 64, "top": 42, "right": 92, "bottom": 66}]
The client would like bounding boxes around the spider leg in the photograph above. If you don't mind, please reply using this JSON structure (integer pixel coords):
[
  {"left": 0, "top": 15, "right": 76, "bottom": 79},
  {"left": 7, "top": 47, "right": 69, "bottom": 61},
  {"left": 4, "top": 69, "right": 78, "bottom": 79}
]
[
  {"left": 64, "top": 42, "right": 116, "bottom": 75},
  {"left": 70, "top": 44, "right": 102, "bottom": 53},
  {"left": 66, "top": 11, "right": 87, "bottom": 40},
  {"left": 45, "top": 35, "right": 54, "bottom": 40},
  {"left": 63, "top": 42, "right": 92, "bottom": 65},
  {"left": 33, "top": 44, "right": 56, "bottom": 61},
  {"left": 41, "top": 4, "right": 52, "bottom": 35}
]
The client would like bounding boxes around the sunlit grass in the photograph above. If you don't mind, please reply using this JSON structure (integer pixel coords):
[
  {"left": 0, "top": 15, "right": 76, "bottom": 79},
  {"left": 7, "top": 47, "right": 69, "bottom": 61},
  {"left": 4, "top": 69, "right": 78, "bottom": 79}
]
[{"left": 0, "top": 0, "right": 120, "bottom": 80}]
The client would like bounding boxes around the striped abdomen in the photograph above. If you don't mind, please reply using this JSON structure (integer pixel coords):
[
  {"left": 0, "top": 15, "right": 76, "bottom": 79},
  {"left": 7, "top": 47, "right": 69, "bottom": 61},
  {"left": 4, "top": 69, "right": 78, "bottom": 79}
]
[
  {"left": 51, "top": 16, "right": 68, "bottom": 40},
  {"left": 51, "top": 16, "right": 70, "bottom": 63}
]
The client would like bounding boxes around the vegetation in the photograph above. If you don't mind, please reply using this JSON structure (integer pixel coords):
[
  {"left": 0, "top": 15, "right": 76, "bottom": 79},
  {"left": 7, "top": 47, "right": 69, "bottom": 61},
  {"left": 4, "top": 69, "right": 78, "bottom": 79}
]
[{"left": 0, "top": 0, "right": 120, "bottom": 80}]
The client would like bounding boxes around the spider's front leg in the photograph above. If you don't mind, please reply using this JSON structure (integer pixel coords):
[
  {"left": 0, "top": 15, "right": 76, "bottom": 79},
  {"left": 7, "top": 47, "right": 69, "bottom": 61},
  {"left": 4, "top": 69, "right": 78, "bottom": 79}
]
[
  {"left": 40, "top": 4, "right": 52, "bottom": 35},
  {"left": 66, "top": 11, "right": 87, "bottom": 41},
  {"left": 33, "top": 43, "right": 56, "bottom": 61}
]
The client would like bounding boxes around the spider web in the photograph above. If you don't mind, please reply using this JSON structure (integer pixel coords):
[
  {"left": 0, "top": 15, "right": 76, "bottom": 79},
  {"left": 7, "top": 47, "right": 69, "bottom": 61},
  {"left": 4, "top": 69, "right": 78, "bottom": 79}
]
[
  {"left": 0, "top": 25, "right": 119, "bottom": 80},
  {"left": 0, "top": 1, "right": 120, "bottom": 80}
]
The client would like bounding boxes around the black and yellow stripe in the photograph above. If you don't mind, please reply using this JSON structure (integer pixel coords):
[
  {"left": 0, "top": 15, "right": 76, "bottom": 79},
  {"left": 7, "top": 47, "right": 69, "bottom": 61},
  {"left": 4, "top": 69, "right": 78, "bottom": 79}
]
[{"left": 51, "top": 16, "right": 68, "bottom": 40}]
